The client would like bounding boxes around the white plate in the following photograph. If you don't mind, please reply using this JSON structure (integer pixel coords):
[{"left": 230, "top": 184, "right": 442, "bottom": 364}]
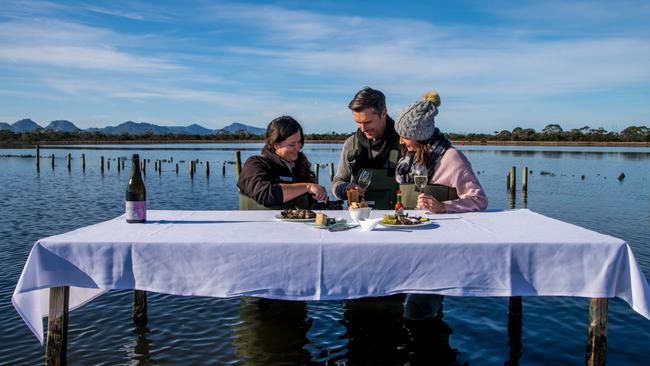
[
  {"left": 378, "top": 220, "right": 435, "bottom": 229},
  {"left": 306, "top": 220, "right": 350, "bottom": 229},
  {"left": 274, "top": 214, "right": 316, "bottom": 222}
]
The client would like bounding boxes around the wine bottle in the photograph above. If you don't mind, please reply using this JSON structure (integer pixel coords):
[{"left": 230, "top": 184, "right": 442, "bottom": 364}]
[{"left": 126, "top": 154, "right": 146, "bottom": 223}]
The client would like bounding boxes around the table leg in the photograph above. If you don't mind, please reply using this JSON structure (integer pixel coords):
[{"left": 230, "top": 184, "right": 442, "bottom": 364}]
[
  {"left": 505, "top": 296, "right": 522, "bottom": 366},
  {"left": 585, "top": 298, "right": 608, "bottom": 366},
  {"left": 133, "top": 290, "right": 147, "bottom": 323},
  {"left": 46, "top": 286, "right": 69, "bottom": 366}
]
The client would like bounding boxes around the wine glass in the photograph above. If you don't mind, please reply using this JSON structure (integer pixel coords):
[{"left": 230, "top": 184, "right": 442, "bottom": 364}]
[
  {"left": 357, "top": 169, "right": 372, "bottom": 189},
  {"left": 412, "top": 165, "right": 428, "bottom": 193}
]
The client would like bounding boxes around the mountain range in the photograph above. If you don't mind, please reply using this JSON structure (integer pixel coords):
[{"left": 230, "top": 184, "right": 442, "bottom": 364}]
[{"left": 0, "top": 119, "right": 266, "bottom": 136}]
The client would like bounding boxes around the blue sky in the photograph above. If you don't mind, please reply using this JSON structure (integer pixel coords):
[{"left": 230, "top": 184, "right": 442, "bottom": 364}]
[{"left": 1, "top": 0, "right": 649, "bottom": 133}]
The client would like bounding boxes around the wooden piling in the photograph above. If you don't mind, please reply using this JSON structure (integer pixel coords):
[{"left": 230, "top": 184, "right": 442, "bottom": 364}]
[
  {"left": 506, "top": 296, "right": 523, "bottom": 365},
  {"left": 51, "top": 154, "right": 55, "bottom": 169},
  {"left": 141, "top": 160, "right": 146, "bottom": 175},
  {"left": 522, "top": 167, "right": 528, "bottom": 193},
  {"left": 509, "top": 166, "right": 516, "bottom": 192},
  {"left": 315, "top": 163, "right": 320, "bottom": 183},
  {"left": 132, "top": 290, "right": 147, "bottom": 324},
  {"left": 158, "top": 160, "right": 161, "bottom": 176},
  {"left": 81, "top": 154, "right": 85, "bottom": 171},
  {"left": 46, "top": 286, "right": 69, "bottom": 366},
  {"left": 189, "top": 161, "right": 194, "bottom": 178},
  {"left": 100, "top": 156, "right": 104, "bottom": 173},
  {"left": 65, "top": 154, "right": 71, "bottom": 171},
  {"left": 36, "top": 145, "right": 40, "bottom": 171},
  {"left": 586, "top": 298, "right": 608, "bottom": 366},
  {"left": 205, "top": 161, "right": 210, "bottom": 176},
  {"left": 121, "top": 158, "right": 124, "bottom": 170},
  {"left": 175, "top": 163, "right": 179, "bottom": 174},
  {"left": 117, "top": 158, "right": 121, "bottom": 173},
  {"left": 329, "top": 162, "right": 334, "bottom": 181},
  {"left": 222, "top": 162, "right": 226, "bottom": 176},
  {"left": 235, "top": 151, "right": 242, "bottom": 178},
  {"left": 107, "top": 160, "right": 110, "bottom": 171}
]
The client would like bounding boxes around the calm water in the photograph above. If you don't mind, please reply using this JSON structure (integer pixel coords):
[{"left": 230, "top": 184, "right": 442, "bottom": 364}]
[{"left": 1, "top": 143, "right": 649, "bottom": 365}]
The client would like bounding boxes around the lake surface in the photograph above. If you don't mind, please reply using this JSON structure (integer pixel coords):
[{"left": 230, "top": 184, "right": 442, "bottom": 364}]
[{"left": 1, "top": 143, "right": 649, "bottom": 365}]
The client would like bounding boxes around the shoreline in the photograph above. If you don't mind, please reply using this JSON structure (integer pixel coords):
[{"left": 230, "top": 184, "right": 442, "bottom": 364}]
[{"left": 1, "top": 140, "right": 649, "bottom": 148}]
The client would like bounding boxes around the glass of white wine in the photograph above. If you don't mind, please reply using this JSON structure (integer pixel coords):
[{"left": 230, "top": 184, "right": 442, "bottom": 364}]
[
  {"left": 357, "top": 169, "right": 372, "bottom": 190},
  {"left": 413, "top": 165, "right": 428, "bottom": 193}
]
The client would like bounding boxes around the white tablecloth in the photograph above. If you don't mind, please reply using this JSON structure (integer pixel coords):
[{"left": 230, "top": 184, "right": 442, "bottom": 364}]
[{"left": 13, "top": 209, "right": 650, "bottom": 344}]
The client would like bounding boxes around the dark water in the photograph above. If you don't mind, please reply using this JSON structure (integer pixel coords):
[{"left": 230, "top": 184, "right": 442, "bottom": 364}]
[{"left": 1, "top": 143, "right": 649, "bottom": 365}]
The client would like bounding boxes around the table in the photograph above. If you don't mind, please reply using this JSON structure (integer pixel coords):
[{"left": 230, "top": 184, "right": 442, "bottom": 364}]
[{"left": 12, "top": 209, "right": 650, "bottom": 364}]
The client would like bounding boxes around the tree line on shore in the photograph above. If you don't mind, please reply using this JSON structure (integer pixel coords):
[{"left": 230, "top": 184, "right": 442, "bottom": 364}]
[{"left": 1, "top": 124, "right": 648, "bottom": 145}]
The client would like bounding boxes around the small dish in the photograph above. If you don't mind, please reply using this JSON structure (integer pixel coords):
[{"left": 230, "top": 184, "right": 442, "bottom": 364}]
[
  {"left": 349, "top": 207, "right": 371, "bottom": 223},
  {"left": 358, "top": 218, "right": 382, "bottom": 231}
]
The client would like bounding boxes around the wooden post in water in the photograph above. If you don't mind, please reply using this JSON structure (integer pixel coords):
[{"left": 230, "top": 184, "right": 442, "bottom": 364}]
[
  {"left": 222, "top": 162, "right": 226, "bottom": 176},
  {"left": 121, "top": 158, "right": 124, "bottom": 170},
  {"left": 235, "top": 151, "right": 242, "bottom": 178},
  {"left": 505, "top": 296, "right": 523, "bottom": 366},
  {"left": 158, "top": 160, "right": 161, "bottom": 176},
  {"left": 66, "top": 154, "right": 71, "bottom": 171},
  {"left": 51, "top": 154, "right": 55, "bottom": 170},
  {"left": 36, "top": 145, "right": 40, "bottom": 172},
  {"left": 329, "top": 162, "right": 335, "bottom": 181},
  {"left": 205, "top": 161, "right": 210, "bottom": 176},
  {"left": 100, "top": 156, "right": 104, "bottom": 174},
  {"left": 107, "top": 160, "right": 110, "bottom": 171},
  {"left": 132, "top": 290, "right": 147, "bottom": 324},
  {"left": 507, "top": 172, "right": 510, "bottom": 190},
  {"left": 189, "top": 161, "right": 194, "bottom": 178},
  {"left": 46, "top": 286, "right": 69, "bottom": 366},
  {"left": 314, "top": 163, "right": 320, "bottom": 183},
  {"left": 585, "top": 298, "right": 608, "bottom": 366},
  {"left": 141, "top": 160, "right": 146, "bottom": 176},
  {"left": 175, "top": 163, "right": 179, "bottom": 174},
  {"left": 81, "top": 154, "right": 85, "bottom": 171},
  {"left": 117, "top": 158, "right": 121, "bottom": 173},
  {"left": 509, "top": 166, "right": 516, "bottom": 192},
  {"left": 522, "top": 167, "right": 528, "bottom": 193}
]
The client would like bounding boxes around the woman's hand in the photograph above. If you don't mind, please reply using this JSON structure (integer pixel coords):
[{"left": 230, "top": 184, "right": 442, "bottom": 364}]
[
  {"left": 306, "top": 183, "right": 328, "bottom": 202},
  {"left": 417, "top": 193, "right": 445, "bottom": 213}
]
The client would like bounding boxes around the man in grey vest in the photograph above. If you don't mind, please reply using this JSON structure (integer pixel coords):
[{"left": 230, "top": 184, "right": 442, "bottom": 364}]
[{"left": 331, "top": 86, "right": 401, "bottom": 209}]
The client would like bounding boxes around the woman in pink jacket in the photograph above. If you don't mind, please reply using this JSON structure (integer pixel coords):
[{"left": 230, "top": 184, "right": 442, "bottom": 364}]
[
  {"left": 395, "top": 91, "right": 487, "bottom": 213},
  {"left": 394, "top": 91, "right": 488, "bottom": 324}
]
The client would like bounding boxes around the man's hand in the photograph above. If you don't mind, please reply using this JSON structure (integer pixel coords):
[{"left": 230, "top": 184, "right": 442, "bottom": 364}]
[
  {"left": 346, "top": 183, "right": 367, "bottom": 197},
  {"left": 417, "top": 193, "right": 445, "bottom": 213}
]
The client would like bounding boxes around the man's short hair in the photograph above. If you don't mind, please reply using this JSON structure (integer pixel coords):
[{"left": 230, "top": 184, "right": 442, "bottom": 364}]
[{"left": 348, "top": 86, "right": 386, "bottom": 114}]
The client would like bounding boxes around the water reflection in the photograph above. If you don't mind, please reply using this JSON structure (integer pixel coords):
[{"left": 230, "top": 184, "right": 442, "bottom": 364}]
[
  {"left": 129, "top": 322, "right": 150, "bottom": 365},
  {"left": 343, "top": 295, "right": 464, "bottom": 365},
  {"left": 233, "top": 298, "right": 312, "bottom": 365}
]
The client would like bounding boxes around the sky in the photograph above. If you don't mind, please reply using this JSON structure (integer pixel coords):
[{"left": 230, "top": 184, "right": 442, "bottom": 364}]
[{"left": 1, "top": 0, "right": 649, "bottom": 134}]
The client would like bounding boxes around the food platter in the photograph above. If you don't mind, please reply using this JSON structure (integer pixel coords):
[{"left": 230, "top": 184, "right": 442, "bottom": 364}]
[
  {"left": 274, "top": 214, "right": 316, "bottom": 222},
  {"left": 378, "top": 220, "right": 435, "bottom": 229}
]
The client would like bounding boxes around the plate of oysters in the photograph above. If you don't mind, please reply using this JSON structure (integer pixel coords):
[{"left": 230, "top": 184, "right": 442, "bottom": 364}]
[
  {"left": 274, "top": 209, "right": 317, "bottom": 222},
  {"left": 379, "top": 213, "right": 433, "bottom": 228}
]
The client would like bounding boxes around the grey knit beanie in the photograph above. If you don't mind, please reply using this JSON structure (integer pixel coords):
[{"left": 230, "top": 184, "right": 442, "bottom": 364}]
[{"left": 395, "top": 91, "right": 441, "bottom": 141}]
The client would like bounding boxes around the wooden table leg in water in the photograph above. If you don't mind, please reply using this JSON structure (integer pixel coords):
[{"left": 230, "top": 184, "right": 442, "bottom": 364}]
[
  {"left": 46, "top": 287, "right": 69, "bottom": 366},
  {"left": 586, "top": 298, "right": 608, "bottom": 366},
  {"left": 43, "top": 290, "right": 610, "bottom": 365}
]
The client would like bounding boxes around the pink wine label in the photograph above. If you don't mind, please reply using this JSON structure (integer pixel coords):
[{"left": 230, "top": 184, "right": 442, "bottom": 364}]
[{"left": 126, "top": 201, "right": 147, "bottom": 221}]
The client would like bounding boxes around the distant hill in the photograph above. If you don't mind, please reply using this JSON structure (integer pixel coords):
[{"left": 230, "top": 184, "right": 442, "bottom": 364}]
[
  {"left": 45, "top": 120, "right": 80, "bottom": 132},
  {"left": 13, "top": 119, "right": 42, "bottom": 132},
  {"left": 218, "top": 122, "right": 265, "bottom": 135},
  {"left": 1, "top": 118, "right": 266, "bottom": 136}
]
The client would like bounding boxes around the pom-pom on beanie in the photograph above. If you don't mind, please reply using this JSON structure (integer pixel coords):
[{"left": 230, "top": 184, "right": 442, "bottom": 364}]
[{"left": 395, "top": 91, "right": 441, "bottom": 141}]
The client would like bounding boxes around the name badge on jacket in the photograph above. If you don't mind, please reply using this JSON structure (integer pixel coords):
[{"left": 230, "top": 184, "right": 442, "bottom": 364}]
[{"left": 278, "top": 176, "right": 294, "bottom": 182}]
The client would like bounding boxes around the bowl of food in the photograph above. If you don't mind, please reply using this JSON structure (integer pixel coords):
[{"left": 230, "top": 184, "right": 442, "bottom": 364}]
[{"left": 348, "top": 202, "right": 371, "bottom": 223}]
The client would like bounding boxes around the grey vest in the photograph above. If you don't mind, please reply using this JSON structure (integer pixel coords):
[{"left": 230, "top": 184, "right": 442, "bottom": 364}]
[{"left": 399, "top": 184, "right": 459, "bottom": 209}]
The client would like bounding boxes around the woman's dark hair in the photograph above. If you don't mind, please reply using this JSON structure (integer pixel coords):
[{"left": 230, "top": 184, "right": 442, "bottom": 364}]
[{"left": 264, "top": 116, "right": 315, "bottom": 183}]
